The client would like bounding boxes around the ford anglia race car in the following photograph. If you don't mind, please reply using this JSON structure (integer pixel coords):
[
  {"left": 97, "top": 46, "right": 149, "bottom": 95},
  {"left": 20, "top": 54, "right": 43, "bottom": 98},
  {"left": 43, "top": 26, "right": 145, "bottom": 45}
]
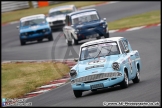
[
  {"left": 17, "top": 14, "right": 53, "bottom": 45},
  {"left": 63, "top": 9, "right": 109, "bottom": 46},
  {"left": 70, "top": 37, "right": 141, "bottom": 98}
]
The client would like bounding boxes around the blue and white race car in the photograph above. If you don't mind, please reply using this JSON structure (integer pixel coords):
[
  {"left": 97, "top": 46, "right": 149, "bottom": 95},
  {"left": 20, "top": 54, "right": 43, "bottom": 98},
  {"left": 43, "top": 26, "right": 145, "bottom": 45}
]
[
  {"left": 70, "top": 37, "right": 141, "bottom": 98},
  {"left": 17, "top": 14, "right": 53, "bottom": 45},
  {"left": 63, "top": 9, "right": 110, "bottom": 46}
]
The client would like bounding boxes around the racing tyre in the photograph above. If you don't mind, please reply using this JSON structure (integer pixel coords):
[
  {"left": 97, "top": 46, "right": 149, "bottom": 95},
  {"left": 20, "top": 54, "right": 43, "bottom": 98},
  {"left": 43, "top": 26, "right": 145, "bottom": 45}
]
[
  {"left": 104, "top": 32, "right": 109, "bottom": 38},
  {"left": 37, "top": 39, "right": 43, "bottom": 42},
  {"left": 120, "top": 71, "right": 129, "bottom": 88},
  {"left": 132, "top": 69, "right": 140, "bottom": 83},
  {"left": 91, "top": 89, "right": 97, "bottom": 92},
  {"left": 66, "top": 39, "right": 72, "bottom": 46},
  {"left": 72, "top": 34, "right": 78, "bottom": 45},
  {"left": 20, "top": 40, "right": 26, "bottom": 46},
  {"left": 96, "top": 36, "right": 101, "bottom": 39},
  {"left": 48, "top": 34, "right": 53, "bottom": 41},
  {"left": 73, "top": 90, "right": 82, "bottom": 98}
]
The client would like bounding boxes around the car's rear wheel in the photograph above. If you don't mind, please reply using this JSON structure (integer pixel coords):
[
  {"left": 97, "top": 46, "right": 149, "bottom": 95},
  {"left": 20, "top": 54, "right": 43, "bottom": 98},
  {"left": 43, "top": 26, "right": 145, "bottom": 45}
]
[
  {"left": 20, "top": 40, "right": 26, "bottom": 46},
  {"left": 132, "top": 68, "right": 140, "bottom": 83},
  {"left": 120, "top": 71, "right": 129, "bottom": 88},
  {"left": 48, "top": 34, "right": 53, "bottom": 41},
  {"left": 73, "top": 90, "right": 82, "bottom": 98},
  {"left": 104, "top": 32, "right": 109, "bottom": 38}
]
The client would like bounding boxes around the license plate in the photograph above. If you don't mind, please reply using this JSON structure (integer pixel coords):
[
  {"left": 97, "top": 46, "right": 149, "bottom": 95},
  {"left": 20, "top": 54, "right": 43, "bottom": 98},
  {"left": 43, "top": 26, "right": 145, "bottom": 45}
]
[
  {"left": 86, "top": 34, "right": 99, "bottom": 39},
  {"left": 91, "top": 83, "right": 104, "bottom": 90}
]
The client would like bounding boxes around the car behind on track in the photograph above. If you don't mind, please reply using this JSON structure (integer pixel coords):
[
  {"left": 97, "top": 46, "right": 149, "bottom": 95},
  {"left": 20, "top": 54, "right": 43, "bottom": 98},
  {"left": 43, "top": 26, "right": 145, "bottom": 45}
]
[{"left": 17, "top": 14, "right": 53, "bottom": 45}]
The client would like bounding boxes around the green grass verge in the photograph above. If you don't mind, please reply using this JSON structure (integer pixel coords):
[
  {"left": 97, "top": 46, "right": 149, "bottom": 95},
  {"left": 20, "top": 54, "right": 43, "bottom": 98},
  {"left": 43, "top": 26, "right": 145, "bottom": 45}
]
[
  {"left": 2, "top": 62, "right": 70, "bottom": 98},
  {"left": 2, "top": 1, "right": 106, "bottom": 24},
  {"left": 108, "top": 10, "right": 161, "bottom": 30}
]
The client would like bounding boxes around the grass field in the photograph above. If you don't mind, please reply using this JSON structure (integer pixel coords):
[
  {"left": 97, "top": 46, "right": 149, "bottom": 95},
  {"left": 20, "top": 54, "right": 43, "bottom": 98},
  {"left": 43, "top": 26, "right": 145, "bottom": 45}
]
[
  {"left": 2, "top": 62, "right": 70, "bottom": 98},
  {"left": 108, "top": 10, "right": 160, "bottom": 30},
  {"left": 2, "top": 1, "right": 106, "bottom": 24}
]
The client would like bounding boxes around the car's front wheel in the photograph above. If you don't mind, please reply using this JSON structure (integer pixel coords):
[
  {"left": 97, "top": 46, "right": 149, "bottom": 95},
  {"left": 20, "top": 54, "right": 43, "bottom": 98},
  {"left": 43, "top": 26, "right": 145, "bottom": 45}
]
[
  {"left": 20, "top": 40, "right": 26, "bottom": 46},
  {"left": 48, "top": 34, "right": 53, "bottom": 41},
  {"left": 37, "top": 39, "right": 43, "bottom": 42},
  {"left": 73, "top": 90, "right": 82, "bottom": 98},
  {"left": 104, "top": 32, "right": 109, "bottom": 38},
  {"left": 120, "top": 71, "right": 129, "bottom": 88},
  {"left": 66, "top": 38, "right": 72, "bottom": 46}
]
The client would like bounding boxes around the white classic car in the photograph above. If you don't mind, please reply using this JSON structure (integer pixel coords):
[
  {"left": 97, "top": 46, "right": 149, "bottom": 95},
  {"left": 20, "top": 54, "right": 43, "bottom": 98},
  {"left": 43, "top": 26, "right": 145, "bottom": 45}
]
[{"left": 46, "top": 5, "right": 77, "bottom": 31}]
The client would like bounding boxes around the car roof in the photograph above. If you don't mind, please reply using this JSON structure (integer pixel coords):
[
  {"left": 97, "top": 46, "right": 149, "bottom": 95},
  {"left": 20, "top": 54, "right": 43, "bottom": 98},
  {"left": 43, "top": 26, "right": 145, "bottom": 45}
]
[
  {"left": 67, "top": 8, "right": 97, "bottom": 16},
  {"left": 49, "top": 5, "right": 74, "bottom": 13},
  {"left": 20, "top": 14, "right": 45, "bottom": 22},
  {"left": 81, "top": 37, "right": 124, "bottom": 48}
]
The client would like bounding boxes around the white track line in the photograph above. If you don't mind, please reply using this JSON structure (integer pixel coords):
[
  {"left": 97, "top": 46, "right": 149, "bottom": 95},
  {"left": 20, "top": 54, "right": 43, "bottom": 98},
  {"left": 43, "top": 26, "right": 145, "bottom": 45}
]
[
  {"left": 38, "top": 82, "right": 65, "bottom": 89},
  {"left": 126, "top": 26, "right": 145, "bottom": 31},
  {"left": 27, "top": 89, "right": 51, "bottom": 95}
]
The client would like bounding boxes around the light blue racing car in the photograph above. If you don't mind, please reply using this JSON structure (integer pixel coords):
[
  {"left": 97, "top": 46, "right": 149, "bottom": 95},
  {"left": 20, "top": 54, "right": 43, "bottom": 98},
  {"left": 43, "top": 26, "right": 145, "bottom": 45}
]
[{"left": 70, "top": 37, "right": 141, "bottom": 98}]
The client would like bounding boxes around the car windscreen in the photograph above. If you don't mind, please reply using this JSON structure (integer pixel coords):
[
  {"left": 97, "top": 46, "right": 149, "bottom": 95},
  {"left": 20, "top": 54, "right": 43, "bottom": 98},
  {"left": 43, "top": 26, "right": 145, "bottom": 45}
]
[
  {"left": 71, "top": 11, "right": 99, "bottom": 25},
  {"left": 49, "top": 8, "right": 73, "bottom": 17},
  {"left": 21, "top": 18, "right": 46, "bottom": 27},
  {"left": 79, "top": 42, "right": 120, "bottom": 61}
]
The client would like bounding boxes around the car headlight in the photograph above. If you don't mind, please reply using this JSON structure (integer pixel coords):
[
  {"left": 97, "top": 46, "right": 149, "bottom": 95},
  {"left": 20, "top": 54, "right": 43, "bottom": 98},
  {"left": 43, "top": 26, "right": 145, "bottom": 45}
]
[
  {"left": 49, "top": 22, "right": 53, "bottom": 26},
  {"left": 70, "top": 69, "right": 77, "bottom": 78},
  {"left": 63, "top": 20, "right": 65, "bottom": 24},
  {"left": 112, "top": 62, "right": 120, "bottom": 70}
]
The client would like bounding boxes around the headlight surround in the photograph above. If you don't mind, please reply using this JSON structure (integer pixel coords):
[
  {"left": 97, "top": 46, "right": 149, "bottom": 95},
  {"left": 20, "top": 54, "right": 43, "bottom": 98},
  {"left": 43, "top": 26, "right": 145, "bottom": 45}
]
[
  {"left": 21, "top": 32, "right": 28, "bottom": 36},
  {"left": 112, "top": 62, "right": 120, "bottom": 70},
  {"left": 70, "top": 69, "right": 77, "bottom": 78}
]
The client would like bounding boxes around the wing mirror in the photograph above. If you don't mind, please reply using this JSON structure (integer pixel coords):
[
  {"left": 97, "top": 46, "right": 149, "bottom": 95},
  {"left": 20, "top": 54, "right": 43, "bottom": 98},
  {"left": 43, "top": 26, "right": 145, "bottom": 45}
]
[
  {"left": 125, "top": 49, "right": 129, "bottom": 53},
  {"left": 74, "top": 58, "right": 78, "bottom": 62},
  {"left": 16, "top": 26, "right": 19, "bottom": 29},
  {"left": 103, "top": 18, "right": 107, "bottom": 21}
]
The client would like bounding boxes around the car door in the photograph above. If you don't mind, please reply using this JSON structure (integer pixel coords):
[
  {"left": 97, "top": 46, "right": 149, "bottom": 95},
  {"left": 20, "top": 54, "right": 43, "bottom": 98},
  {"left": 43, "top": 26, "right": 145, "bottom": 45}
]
[{"left": 121, "top": 39, "right": 136, "bottom": 78}]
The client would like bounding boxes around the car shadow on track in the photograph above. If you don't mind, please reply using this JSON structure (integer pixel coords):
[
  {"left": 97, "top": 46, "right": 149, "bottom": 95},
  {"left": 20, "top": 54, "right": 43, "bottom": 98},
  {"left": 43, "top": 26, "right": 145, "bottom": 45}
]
[
  {"left": 81, "top": 81, "right": 144, "bottom": 98},
  {"left": 21, "top": 40, "right": 53, "bottom": 46}
]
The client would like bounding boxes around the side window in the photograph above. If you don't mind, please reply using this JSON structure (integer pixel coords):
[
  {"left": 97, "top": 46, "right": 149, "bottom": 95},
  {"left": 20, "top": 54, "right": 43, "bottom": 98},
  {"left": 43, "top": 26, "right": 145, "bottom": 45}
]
[
  {"left": 122, "top": 40, "right": 129, "bottom": 50},
  {"left": 74, "top": 6, "right": 77, "bottom": 11},
  {"left": 119, "top": 41, "right": 125, "bottom": 54}
]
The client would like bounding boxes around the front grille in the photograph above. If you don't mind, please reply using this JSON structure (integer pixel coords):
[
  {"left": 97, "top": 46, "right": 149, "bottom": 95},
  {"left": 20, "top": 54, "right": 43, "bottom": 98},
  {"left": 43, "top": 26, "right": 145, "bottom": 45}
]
[
  {"left": 23, "top": 29, "right": 49, "bottom": 36},
  {"left": 52, "top": 20, "right": 63, "bottom": 25},
  {"left": 74, "top": 72, "right": 122, "bottom": 83}
]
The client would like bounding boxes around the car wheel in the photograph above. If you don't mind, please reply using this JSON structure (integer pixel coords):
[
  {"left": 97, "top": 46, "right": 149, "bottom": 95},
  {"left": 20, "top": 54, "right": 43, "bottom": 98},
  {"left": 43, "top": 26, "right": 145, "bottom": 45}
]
[
  {"left": 120, "top": 71, "right": 129, "bottom": 88},
  {"left": 96, "top": 36, "right": 101, "bottom": 40},
  {"left": 104, "top": 32, "right": 109, "bottom": 38},
  {"left": 48, "top": 34, "right": 53, "bottom": 41},
  {"left": 71, "top": 34, "right": 78, "bottom": 45},
  {"left": 132, "top": 69, "right": 140, "bottom": 83},
  {"left": 66, "top": 38, "right": 72, "bottom": 46},
  {"left": 37, "top": 39, "right": 43, "bottom": 42},
  {"left": 20, "top": 40, "right": 26, "bottom": 46},
  {"left": 91, "top": 89, "right": 97, "bottom": 92},
  {"left": 73, "top": 90, "right": 82, "bottom": 98}
]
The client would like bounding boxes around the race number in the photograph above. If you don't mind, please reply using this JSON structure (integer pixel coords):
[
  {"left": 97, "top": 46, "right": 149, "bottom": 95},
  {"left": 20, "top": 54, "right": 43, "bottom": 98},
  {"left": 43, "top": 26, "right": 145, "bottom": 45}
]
[{"left": 128, "top": 57, "right": 132, "bottom": 74}]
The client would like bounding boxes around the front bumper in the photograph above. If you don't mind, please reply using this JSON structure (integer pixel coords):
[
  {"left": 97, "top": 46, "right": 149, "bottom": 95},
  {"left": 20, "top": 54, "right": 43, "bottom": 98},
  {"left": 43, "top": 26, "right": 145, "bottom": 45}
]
[
  {"left": 20, "top": 32, "right": 51, "bottom": 41},
  {"left": 76, "top": 27, "right": 108, "bottom": 40},
  {"left": 71, "top": 73, "right": 124, "bottom": 91}
]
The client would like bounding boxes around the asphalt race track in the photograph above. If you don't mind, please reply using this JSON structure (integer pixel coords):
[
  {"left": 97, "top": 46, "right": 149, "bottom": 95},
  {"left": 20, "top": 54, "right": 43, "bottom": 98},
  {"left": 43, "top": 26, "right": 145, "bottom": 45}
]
[
  {"left": 26, "top": 27, "right": 161, "bottom": 106},
  {"left": 2, "top": 1, "right": 161, "bottom": 107},
  {"left": 2, "top": 1, "right": 160, "bottom": 61}
]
